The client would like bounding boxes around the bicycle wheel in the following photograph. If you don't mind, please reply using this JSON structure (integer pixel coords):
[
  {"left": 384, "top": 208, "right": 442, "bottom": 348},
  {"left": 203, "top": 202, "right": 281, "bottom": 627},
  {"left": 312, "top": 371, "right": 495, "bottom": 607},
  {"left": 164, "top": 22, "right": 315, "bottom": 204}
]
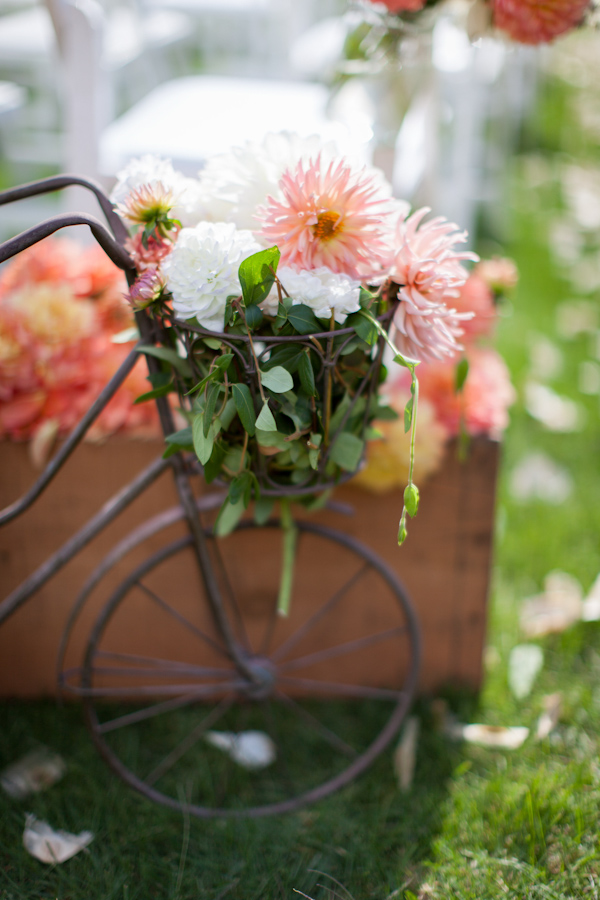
[{"left": 78, "top": 519, "right": 420, "bottom": 818}]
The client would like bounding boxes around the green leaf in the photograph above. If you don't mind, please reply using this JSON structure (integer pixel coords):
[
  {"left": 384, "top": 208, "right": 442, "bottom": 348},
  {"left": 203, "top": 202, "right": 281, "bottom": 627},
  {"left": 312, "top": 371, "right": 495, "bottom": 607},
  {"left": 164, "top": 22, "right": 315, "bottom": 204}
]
[
  {"left": 308, "top": 432, "right": 322, "bottom": 470},
  {"left": 455, "top": 357, "right": 469, "bottom": 393},
  {"left": 238, "top": 246, "right": 280, "bottom": 306},
  {"left": 232, "top": 383, "right": 256, "bottom": 436},
  {"left": 404, "top": 482, "right": 420, "bottom": 518},
  {"left": 147, "top": 371, "right": 173, "bottom": 389},
  {"left": 255, "top": 401, "right": 278, "bottom": 432},
  {"left": 254, "top": 496, "right": 274, "bottom": 525},
  {"left": 204, "top": 382, "right": 221, "bottom": 437},
  {"left": 164, "top": 425, "right": 193, "bottom": 448},
  {"left": 347, "top": 310, "right": 377, "bottom": 346},
  {"left": 133, "top": 381, "right": 173, "bottom": 404},
  {"left": 137, "top": 344, "right": 192, "bottom": 378},
  {"left": 203, "top": 337, "right": 222, "bottom": 350},
  {"left": 255, "top": 429, "right": 288, "bottom": 450},
  {"left": 214, "top": 498, "right": 246, "bottom": 538},
  {"left": 359, "top": 286, "right": 377, "bottom": 310},
  {"left": 192, "top": 412, "right": 216, "bottom": 465},
  {"left": 328, "top": 392, "right": 351, "bottom": 435},
  {"left": 287, "top": 304, "right": 323, "bottom": 335},
  {"left": 263, "top": 343, "right": 305, "bottom": 372},
  {"left": 298, "top": 351, "right": 316, "bottom": 396},
  {"left": 245, "top": 304, "right": 264, "bottom": 330},
  {"left": 329, "top": 431, "right": 365, "bottom": 472},
  {"left": 203, "top": 441, "right": 225, "bottom": 483},
  {"left": 229, "top": 471, "right": 253, "bottom": 506},
  {"left": 219, "top": 397, "right": 237, "bottom": 430},
  {"left": 260, "top": 366, "right": 294, "bottom": 393},
  {"left": 214, "top": 353, "right": 234, "bottom": 373}
]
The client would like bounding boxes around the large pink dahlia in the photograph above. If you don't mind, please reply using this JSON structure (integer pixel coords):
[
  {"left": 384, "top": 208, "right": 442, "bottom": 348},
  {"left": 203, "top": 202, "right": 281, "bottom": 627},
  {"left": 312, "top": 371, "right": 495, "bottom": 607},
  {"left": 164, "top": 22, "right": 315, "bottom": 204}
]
[
  {"left": 492, "top": 0, "right": 590, "bottom": 44},
  {"left": 388, "top": 208, "right": 477, "bottom": 364},
  {"left": 258, "top": 156, "right": 391, "bottom": 280}
]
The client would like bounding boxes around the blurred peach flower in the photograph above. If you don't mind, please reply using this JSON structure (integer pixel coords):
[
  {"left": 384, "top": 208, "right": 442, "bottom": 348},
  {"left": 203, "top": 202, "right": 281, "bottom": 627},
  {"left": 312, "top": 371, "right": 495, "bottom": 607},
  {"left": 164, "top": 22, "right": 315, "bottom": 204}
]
[
  {"left": 474, "top": 256, "right": 519, "bottom": 294},
  {"left": 416, "top": 346, "right": 516, "bottom": 438},
  {"left": 451, "top": 273, "right": 497, "bottom": 342},
  {"left": 492, "top": 0, "right": 590, "bottom": 44},
  {"left": 373, "top": 0, "right": 427, "bottom": 10}
]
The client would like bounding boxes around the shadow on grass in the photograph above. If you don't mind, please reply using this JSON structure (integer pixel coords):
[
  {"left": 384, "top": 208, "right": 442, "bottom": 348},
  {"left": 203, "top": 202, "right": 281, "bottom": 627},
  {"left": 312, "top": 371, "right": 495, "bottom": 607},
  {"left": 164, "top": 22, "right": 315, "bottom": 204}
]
[{"left": 0, "top": 693, "right": 478, "bottom": 900}]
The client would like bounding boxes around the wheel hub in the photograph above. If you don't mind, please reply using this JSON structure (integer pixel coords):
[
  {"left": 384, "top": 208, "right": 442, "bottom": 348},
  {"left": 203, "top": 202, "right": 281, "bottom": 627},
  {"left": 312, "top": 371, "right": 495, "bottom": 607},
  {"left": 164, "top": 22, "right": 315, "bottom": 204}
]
[{"left": 241, "top": 657, "right": 277, "bottom": 700}]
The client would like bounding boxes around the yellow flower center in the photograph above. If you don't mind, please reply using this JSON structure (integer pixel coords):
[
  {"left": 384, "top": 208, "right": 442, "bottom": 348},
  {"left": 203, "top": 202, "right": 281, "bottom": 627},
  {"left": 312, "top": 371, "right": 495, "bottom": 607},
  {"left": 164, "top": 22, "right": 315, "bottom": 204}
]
[{"left": 313, "top": 210, "right": 341, "bottom": 241}]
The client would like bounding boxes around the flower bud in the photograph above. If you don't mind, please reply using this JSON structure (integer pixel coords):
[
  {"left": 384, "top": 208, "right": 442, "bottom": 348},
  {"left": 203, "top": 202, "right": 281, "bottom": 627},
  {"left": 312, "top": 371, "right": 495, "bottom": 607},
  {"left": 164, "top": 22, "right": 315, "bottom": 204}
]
[{"left": 403, "top": 483, "right": 420, "bottom": 518}]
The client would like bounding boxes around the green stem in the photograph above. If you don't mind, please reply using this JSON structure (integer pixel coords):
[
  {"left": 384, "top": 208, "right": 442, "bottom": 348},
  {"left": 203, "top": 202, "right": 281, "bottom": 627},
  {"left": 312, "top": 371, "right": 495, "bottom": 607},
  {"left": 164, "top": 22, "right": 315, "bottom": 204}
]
[
  {"left": 277, "top": 499, "right": 297, "bottom": 617},
  {"left": 322, "top": 311, "right": 336, "bottom": 448}
]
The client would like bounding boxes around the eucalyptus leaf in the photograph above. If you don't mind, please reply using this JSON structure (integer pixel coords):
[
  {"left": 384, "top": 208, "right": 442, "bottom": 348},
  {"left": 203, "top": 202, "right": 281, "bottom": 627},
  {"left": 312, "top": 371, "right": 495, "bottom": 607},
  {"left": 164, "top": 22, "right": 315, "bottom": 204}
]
[
  {"left": 219, "top": 397, "right": 237, "bottom": 430},
  {"left": 133, "top": 382, "right": 173, "bottom": 404},
  {"left": 238, "top": 246, "right": 280, "bottom": 306},
  {"left": 263, "top": 344, "right": 305, "bottom": 372},
  {"left": 229, "top": 471, "right": 253, "bottom": 506},
  {"left": 254, "top": 496, "right": 274, "bottom": 525},
  {"left": 164, "top": 425, "right": 193, "bottom": 448},
  {"left": 203, "top": 441, "right": 226, "bottom": 484},
  {"left": 215, "top": 498, "right": 246, "bottom": 538},
  {"left": 329, "top": 431, "right": 364, "bottom": 472},
  {"left": 255, "top": 401, "right": 278, "bottom": 432},
  {"left": 256, "top": 429, "right": 288, "bottom": 450},
  {"left": 232, "top": 383, "right": 256, "bottom": 436},
  {"left": 192, "top": 412, "right": 216, "bottom": 465},
  {"left": 137, "top": 344, "right": 192, "bottom": 378},
  {"left": 260, "top": 366, "right": 294, "bottom": 393},
  {"left": 308, "top": 432, "right": 322, "bottom": 470}
]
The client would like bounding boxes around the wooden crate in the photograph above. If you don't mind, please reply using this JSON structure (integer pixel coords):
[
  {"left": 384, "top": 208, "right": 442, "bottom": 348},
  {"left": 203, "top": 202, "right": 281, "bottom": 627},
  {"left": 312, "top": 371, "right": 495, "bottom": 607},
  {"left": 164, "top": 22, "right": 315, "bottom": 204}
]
[{"left": 0, "top": 436, "right": 499, "bottom": 697}]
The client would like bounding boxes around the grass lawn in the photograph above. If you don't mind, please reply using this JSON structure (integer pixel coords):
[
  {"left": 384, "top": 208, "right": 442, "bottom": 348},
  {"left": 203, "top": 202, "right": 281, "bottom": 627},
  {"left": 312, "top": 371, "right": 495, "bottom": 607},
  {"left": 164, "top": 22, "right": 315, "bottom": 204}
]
[{"left": 2, "top": 35, "right": 600, "bottom": 900}]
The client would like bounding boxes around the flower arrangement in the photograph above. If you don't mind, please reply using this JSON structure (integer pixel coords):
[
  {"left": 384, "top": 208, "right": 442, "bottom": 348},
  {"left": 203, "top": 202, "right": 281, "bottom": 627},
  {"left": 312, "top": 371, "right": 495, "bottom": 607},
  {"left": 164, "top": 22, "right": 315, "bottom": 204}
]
[
  {"left": 110, "top": 135, "right": 483, "bottom": 570},
  {"left": 0, "top": 238, "right": 158, "bottom": 465}
]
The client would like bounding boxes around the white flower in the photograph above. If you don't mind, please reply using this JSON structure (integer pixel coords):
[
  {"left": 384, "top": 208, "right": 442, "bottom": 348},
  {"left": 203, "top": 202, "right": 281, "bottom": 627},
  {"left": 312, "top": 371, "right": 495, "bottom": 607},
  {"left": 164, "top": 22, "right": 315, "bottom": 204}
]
[
  {"left": 162, "top": 222, "right": 261, "bottom": 331},
  {"left": 264, "top": 266, "right": 361, "bottom": 324},
  {"left": 197, "top": 131, "right": 391, "bottom": 233},
  {"left": 111, "top": 155, "right": 206, "bottom": 227}
]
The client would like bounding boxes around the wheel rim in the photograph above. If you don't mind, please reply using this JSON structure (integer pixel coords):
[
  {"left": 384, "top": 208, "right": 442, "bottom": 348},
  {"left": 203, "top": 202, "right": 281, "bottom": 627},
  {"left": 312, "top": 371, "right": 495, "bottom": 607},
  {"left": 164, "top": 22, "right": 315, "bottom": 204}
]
[{"left": 79, "top": 521, "right": 421, "bottom": 818}]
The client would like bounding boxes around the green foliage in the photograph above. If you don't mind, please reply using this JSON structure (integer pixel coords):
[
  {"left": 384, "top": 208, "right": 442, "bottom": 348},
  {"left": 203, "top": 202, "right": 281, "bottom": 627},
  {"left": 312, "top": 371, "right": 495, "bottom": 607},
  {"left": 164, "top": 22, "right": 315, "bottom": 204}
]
[{"left": 238, "top": 246, "right": 280, "bottom": 306}]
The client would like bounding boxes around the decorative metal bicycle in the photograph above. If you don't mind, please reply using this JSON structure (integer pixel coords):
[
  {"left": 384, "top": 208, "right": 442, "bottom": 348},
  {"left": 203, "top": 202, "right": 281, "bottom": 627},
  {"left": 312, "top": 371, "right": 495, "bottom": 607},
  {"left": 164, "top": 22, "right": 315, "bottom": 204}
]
[{"left": 0, "top": 176, "right": 420, "bottom": 818}]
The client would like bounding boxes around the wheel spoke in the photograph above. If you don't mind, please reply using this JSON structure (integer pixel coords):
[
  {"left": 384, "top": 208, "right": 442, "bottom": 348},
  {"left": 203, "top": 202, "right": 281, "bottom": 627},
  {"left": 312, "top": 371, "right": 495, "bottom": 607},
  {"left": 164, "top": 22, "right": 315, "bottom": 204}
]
[
  {"left": 88, "top": 664, "right": 233, "bottom": 680},
  {"left": 145, "top": 697, "right": 234, "bottom": 786},
  {"left": 209, "top": 535, "right": 252, "bottom": 653},
  {"left": 135, "top": 580, "right": 229, "bottom": 660},
  {"left": 278, "top": 675, "right": 405, "bottom": 701},
  {"left": 279, "top": 626, "right": 408, "bottom": 673},
  {"left": 271, "top": 562, "right": 372, "bottom": 663},
  {"left": 76, "top": 680, "right": 244, "bottom": 698},
  {"left": 95, "top": 651, "right": 233, "bottom": 678},
  {"left": 275, "top": 691, "right": 357, "bottom": 758},
  {"left": 98, "top": 692, "right": 204, "bottom": 734}
]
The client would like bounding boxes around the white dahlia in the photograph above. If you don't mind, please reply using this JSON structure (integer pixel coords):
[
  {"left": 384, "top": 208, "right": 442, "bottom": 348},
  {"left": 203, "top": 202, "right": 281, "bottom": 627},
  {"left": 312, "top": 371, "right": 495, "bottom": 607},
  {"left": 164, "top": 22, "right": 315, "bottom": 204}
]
[
  {"left": 264, "top": 266, "right": 362, "bottom": 324},
  {"left": 162, "top": 223, "right": 261, "bottom": 331}
]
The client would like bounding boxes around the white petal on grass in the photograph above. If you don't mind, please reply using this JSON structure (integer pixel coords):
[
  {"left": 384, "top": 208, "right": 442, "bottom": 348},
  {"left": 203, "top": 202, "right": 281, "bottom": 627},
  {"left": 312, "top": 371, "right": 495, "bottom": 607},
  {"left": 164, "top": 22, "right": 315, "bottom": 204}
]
[
  {"left": 582, "top": 572, "right": 600, "bottom": 622},
  {"left": 458, "top": 724, "right": 529, "bottom": 749},
  {"left": 509, "top": 452, "right": 573, "bottom": 504},
  {"left": 508, "top": 644, "right": 544, "bottom": 700},
  {"left": 528, "top": 335, "right": 563, "bottom": 380},
  {"left": 556, "top": 299, "right": 598, "bottom": 338},
  {"left": 525, "top": 381, "right": 583, "bottom": 432},
  {"left": 536, "top": 693, "right": 562, "bottom": 741},
  {"left": 520, "top": 571, "right": 583, "bottom": 639},
  {"left": 1, "top": 748, "right": 66, "bottom": 799},
  {"left": 578, "top": 360, "right": 600, "bottom": 395},
  {"left": 393, "top": 716, "right": 419, "bottom": 792},
  {"left": 204, "top": 730, "right": 276, "bottom": 770},
  {"left": 23, "top": 815, "right": 93, "bottom": 864}
]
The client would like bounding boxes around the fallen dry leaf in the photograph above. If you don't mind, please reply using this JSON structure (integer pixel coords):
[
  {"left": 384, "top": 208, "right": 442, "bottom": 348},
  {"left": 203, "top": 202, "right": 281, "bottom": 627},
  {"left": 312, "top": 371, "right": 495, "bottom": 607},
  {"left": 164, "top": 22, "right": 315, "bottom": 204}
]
[
  {"left": 1, "top": 748, "right": 66, "bottom": 800},
  {"left": 521, "top": 571, "right": 583, "bottom": 638},
  {"left": 458, "top": 724, "right": 529, "bottom": 749},
  {"left": 22, "top": 815, "right": 93, "bottom": 864},
  {"left": 536, "top": 693, "right": 562, "bottom": 740},
  {"left": 393, "top": 716, "right": 419, "bottom": 791}
]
